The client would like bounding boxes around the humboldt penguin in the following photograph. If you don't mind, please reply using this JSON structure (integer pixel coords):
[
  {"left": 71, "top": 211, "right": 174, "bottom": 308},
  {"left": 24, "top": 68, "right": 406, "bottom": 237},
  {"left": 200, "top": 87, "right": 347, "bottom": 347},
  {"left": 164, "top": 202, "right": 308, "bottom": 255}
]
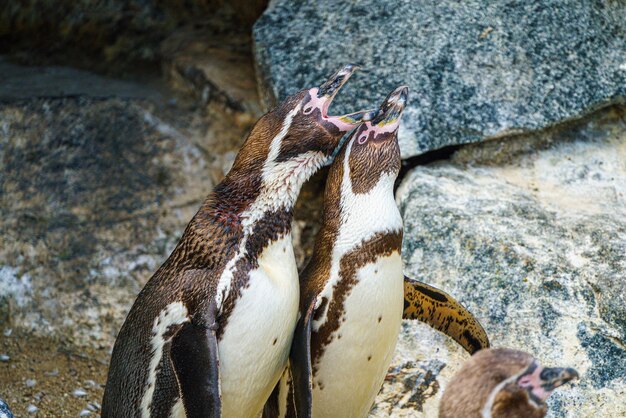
[
  {"left": 439, "top": 348, "right": 579, "bottom": 418},
  {"left": 264, "top": 86, "right": 489, "bottom": 418},
  {"left": 102, "top": 64, "right": 371, "bottom": 418}
]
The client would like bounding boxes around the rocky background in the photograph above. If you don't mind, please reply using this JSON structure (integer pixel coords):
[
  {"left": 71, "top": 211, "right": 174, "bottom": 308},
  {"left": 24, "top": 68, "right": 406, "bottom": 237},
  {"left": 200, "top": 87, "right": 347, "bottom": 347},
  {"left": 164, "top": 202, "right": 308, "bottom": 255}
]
[{"left": 1, "top": 0, "right": 624, "bottom": 416}]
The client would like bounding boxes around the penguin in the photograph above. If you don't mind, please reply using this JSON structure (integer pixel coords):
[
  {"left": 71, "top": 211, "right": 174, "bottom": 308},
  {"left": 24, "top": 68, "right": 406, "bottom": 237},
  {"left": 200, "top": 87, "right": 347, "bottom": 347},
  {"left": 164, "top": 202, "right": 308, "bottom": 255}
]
[
  {"left": 101, "top": 64, "right": 372, "bottom": 418},
  {"left": 439, "top": 348, "right": 579, "bottom": 418},
  {"left": 264, "top": 86, "right": 489, "bottom": 418},
  {"left": 0, "top": 399, "right": 15, "bottom": 418}
]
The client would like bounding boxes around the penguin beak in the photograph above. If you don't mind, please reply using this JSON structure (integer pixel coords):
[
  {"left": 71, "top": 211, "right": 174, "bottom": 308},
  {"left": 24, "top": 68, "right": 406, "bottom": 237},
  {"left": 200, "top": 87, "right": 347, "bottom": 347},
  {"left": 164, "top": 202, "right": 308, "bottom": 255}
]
[
  {"left": 337, "top": 109, "right": 377, "bottom": 125},
  {"left": 317, "top": 63, "right": 360, "bottom": 103},
  {"left": 539, "top": 367, "right": 579, "bottom": 391},
  {"left": 518, "top": 362, "right": 579, "bottom": 404},
  {"left": 313, "top": 64, "right": 375, "bottom": 129},
  {"left": 370, "top": 85, "right": 409, "bottom": 127}
]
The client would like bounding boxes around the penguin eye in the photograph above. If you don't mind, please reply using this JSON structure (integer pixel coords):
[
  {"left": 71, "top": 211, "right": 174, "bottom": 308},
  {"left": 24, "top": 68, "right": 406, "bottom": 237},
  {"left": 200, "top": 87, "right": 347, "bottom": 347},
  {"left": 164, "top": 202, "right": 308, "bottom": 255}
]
[{"left": 358, "top": 135, "right": 368, "bottom": 144}]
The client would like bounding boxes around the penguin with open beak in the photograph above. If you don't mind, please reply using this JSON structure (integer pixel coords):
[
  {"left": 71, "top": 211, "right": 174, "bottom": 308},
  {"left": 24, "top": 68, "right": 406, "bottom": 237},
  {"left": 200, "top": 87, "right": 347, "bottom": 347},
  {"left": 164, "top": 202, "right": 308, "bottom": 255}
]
[
  {"left": 440, "top": 348, "right": 579, "bottom": 418},
  {"left": 264, "top": 86, "right": 489, "bottom": 418},
  {"left": 102, "top": 64, "right": 371, "bottom": 418}
]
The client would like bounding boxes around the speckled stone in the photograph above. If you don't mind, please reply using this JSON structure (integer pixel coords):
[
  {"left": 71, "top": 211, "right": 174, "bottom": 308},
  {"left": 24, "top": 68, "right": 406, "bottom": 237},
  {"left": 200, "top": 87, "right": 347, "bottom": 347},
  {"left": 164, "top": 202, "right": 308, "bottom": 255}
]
[
  {"left": 0, "top": 1, "right": 264, "bottom": 72},
  {"left": 379, "top": 106, "right": 626, "bottom": 417},
  {"left": 254, "top": 0, "right": 626, "bottom": 158},
  {"left": 0, "top": 61, "right": 258, "bottom": 345}
]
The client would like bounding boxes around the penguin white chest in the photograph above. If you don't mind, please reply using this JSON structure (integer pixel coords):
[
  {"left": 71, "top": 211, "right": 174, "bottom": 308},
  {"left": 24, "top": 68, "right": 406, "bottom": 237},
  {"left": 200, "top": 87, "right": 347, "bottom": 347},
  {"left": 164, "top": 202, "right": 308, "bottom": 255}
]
[
  {"left": 218, "top": 235, "right": 299, "bottom": 418},
  {"left": 313, "top": 252, "right": 404, "bottom": 418}
]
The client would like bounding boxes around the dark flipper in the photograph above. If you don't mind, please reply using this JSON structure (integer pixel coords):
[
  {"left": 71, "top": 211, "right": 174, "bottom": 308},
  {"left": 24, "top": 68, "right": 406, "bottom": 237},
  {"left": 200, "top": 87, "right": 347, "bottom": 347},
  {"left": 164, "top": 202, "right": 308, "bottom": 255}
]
[
  {"left": 170, "top": 300, "right": 221, "bottom": 418},
  {"left": 262, "top": 381, "right": 281, "bottom": 418},
  {"left": 290, "top": 298, "right": 318, "bottom": 418},
  {"left": 263, "top": 366, "right": 296, "bottom": 418},
  {"left": 403, "top": 276, "right": 490, "bottom": 354}
]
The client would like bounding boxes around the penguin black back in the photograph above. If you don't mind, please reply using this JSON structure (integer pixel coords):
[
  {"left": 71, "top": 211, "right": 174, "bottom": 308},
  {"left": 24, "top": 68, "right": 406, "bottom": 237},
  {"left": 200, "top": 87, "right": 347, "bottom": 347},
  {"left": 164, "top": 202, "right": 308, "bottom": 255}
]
[{"left": 102, "top": 65, "right": 371, "bottom": 418}]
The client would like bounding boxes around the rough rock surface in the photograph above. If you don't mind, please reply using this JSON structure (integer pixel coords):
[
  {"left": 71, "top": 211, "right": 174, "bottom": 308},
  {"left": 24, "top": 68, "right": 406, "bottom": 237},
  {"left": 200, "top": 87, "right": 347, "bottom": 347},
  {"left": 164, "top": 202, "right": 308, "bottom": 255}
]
[
  {"left": 254, "top": 0, "right": 626, "bottom": 158},
  {"left": 376, "top": 106, "right": 626, "bottom": 417},
  {"left": 0, "top": 1, "right": 268, "bottom": 73},
  {"left": 162, "top": 28, "right": 263, "bottom": 116},
  {"left": 0, "top": 59, "right": 257, "bottom": 347}
]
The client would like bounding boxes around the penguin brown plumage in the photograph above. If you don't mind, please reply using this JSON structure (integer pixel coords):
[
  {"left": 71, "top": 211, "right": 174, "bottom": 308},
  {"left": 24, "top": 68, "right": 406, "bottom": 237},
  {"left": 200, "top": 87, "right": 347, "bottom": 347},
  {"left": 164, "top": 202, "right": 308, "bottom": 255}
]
[
  {"left": 264, "top": 87, "right": 489, "bottom": 418},
  {"left": 439, "top": 348, "right": 579, "bottom": 418},
  {"left": 102, "top": 64, "right": 370, "bottom": 418}
]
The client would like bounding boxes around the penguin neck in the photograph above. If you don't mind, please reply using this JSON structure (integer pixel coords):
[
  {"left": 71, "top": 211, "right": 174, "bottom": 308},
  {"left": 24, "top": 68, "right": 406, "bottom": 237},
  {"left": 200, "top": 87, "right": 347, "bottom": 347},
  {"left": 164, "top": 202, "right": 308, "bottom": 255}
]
[
  {"left": 224, "top": 150, "right": 328, "bottom": 231},
  {"left": 259, "top": 150, "right": 329, "bottom": 210}
]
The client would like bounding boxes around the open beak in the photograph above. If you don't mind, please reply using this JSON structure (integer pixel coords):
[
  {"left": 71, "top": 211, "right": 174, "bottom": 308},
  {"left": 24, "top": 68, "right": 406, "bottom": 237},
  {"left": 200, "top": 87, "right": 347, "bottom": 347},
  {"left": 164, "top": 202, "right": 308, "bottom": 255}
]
[{"left": 313, "top": 64, "right": 374, "bottom": 129}]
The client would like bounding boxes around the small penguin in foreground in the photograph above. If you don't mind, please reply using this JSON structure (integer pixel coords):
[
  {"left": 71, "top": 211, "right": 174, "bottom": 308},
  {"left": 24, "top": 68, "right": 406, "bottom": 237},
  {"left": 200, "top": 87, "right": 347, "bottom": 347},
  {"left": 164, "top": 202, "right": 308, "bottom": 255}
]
[
  {"left": 440, "top": 348, "right": 579, "bottom": 418},
  {"left": 264, "top": 86, "right": 489, "bottom": 418},
  {"left": 102, "top": 64, "right": 371, "bottom": 418}
]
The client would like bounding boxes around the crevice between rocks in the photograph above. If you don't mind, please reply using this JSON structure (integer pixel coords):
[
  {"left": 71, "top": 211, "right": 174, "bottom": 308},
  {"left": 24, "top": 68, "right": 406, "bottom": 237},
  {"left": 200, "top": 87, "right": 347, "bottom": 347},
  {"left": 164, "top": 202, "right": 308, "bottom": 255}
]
[{"left": 394, "top": 144, "right": 462, "bottom": 192}]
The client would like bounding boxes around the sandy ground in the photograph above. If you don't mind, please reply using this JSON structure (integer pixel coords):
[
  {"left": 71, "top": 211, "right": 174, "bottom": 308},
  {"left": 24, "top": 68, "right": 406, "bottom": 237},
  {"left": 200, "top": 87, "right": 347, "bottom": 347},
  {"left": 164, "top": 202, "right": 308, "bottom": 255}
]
[{"left": 0, "top": 332, "right": 108, "bottom": 416}]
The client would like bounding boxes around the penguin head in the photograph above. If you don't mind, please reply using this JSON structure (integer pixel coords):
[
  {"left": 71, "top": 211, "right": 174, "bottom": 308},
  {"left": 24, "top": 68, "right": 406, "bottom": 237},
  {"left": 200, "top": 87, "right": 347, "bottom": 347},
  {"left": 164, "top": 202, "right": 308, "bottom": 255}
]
[
  {"left": 514, "top": 360, "right": 579, "bottom": 406},
  {"left": 440, "top": 348, "right": 579, "bottom": 418},
  {"left": 226, "top": 64, "right": 369, "bottom": 200},
  {"left": 343, "top": 85, "right": 408, "bottom": 194}
]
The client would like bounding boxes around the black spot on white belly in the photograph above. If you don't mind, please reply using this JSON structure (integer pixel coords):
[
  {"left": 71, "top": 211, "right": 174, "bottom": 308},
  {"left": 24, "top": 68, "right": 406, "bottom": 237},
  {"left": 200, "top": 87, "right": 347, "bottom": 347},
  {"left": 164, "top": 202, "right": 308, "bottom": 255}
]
[
  {"left": 314, "top": 297, "right": 329, "bottom": 321},
  {"left": 378, "top": 315, "right": 382, "bottom": 323},
  {"left": 273, "top": 338, "right": 278, "bottom": 345}
]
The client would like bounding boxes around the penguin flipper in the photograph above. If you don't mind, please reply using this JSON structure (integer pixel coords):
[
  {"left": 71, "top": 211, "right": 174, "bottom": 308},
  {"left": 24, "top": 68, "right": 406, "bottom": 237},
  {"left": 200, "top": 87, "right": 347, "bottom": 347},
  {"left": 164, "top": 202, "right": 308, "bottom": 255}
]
[
  {"left": 403, "top": 275, "right": 490, "bottom": 354},
  {"left": 170, "top": 300, "right": 221, "bottom": 418},
  {"left": 290, "top": 298, "right": 317, "bottom": 418}
]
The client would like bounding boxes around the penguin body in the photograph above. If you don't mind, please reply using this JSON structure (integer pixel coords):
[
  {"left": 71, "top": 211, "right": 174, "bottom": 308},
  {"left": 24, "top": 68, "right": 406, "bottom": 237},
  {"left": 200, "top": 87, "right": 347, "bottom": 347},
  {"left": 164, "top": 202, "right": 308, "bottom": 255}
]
[
  {"left": 263, "top": 87, "right": 407, "bottom": 418},
  {"left": 265, "top": 87, "right": 489, "bottom": 418},
  {"left": 308, "top": 155, "right": 405, "bottom": 418},
  {"left": 439, "top": 348, "right": 579, "bottom": 418},
  {"left": 102, "top": 65, "right": 369, "bottom": 418}
]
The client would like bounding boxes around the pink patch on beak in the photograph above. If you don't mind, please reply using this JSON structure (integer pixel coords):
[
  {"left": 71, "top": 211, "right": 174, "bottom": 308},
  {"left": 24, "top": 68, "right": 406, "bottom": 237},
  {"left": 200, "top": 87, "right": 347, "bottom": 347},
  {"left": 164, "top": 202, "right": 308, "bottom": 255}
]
[
  {"left": 355, "top": 120, "right": 400, "bottom": 144},
  {"left": 303, "top": 88, "right": 330, "bottom": 116},
  {"left": 518, "top": 366, "right": 551, "bottom": 402}
]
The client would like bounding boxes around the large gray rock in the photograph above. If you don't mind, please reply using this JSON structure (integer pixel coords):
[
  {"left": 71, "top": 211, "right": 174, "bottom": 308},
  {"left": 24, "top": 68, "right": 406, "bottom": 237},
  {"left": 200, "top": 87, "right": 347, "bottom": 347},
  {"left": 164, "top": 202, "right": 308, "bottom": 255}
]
[
  {"left": 254, "top": 0, "right": 626, "bottom": 158},
  {"left": 0, "top": 61, "right": 256, "bottom": 346},
  {"left": 376, "top": 106, "right": 626, "bottom": 417}
]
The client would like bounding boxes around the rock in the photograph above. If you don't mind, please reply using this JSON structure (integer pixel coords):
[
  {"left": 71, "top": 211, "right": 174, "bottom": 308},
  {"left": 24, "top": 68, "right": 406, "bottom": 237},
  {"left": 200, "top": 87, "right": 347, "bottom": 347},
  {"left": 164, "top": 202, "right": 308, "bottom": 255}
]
[
  {"left": 86, "top": 402, "right": 100, "bottom": 411},
  {"left": 161, "top": 28, "right": 263, "bottom": 116},
  {"left": 380, "top": 106, "right": 626, "bottom": 417},
  {"left": 0, "top": 62, "right": 257, "bottom": 346},
  {"left": 0, "top": 1, "right": 265, "bottom": 73},
  {"left": 73, "top": 389, "right": 87, "bottom": 397},
  {"left": 253, "top": 0, "right": 626, "bottom": 158},
  {"left": 0, "top": 96, "right": 202, "bottom": 345},
  {"left": 0, "top": 57, "right": 164, "bottom": 101}
]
